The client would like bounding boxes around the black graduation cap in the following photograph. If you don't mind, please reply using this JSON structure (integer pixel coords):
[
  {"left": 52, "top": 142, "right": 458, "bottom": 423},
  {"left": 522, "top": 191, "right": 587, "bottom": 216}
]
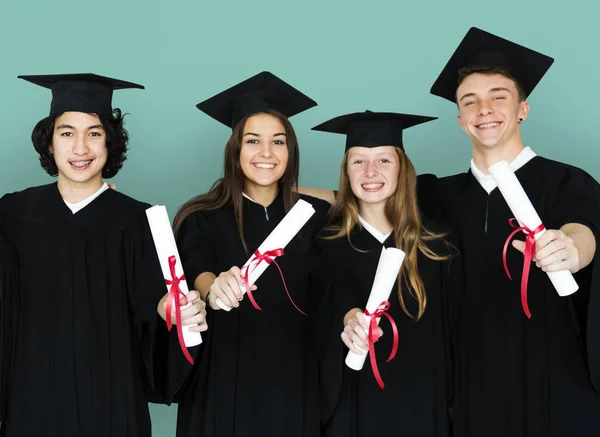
[
  {"left": 196, "top": 71, "right": 317, "bottom": 128},
  {"left": 312, "top": 110, "right": 437, "bottom": 151},
  {"left": 430, "top": 27, "right": 554, "bottom": 103},
  {"left": 18, "top": 73, "right": 145, "bottom": 115}
]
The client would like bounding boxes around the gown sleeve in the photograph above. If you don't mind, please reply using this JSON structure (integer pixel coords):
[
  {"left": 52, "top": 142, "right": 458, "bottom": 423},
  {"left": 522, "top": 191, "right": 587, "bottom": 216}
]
[
  {"left": 123, "top": 211, "right": 200, "bottom": 404},
  {"left": 587, "top": 251, "right": 600, "bottom": 393},
  {"left": 309, "top": 196, "right": 332, "bottom": 233},
  {"left": 545, "top": 166, "right": 600, "bottom": 393},
  {"left": 0, "top": 238, "right": 19, "bottom": 424},
  {"left": 163, "top": 211, "right": 224, "bottom": 402},
  {"left": 177, "top": 212, "right": 220, "bottom": 289},
  {"left": 440, "top": 240, "right": 463, "bottom": 425},
  {"left": 416, "top": 173, "right": 448, "bottom": 222},
  {"left": 0, "top": 194, "right": 19, "bottom": 429},
  {"left": 0, "top": 194, "right": 16, "bottom": 239},
  {"left": 546, "top": 166, "right": 600, "bottom": 232},
  {"left": 309, "top": 236, "right": 365, "bottom": 425}
]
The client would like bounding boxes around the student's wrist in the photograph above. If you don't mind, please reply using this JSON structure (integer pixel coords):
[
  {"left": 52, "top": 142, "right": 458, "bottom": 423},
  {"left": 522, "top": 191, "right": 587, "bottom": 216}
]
[{"left": 343, "top": 308, "right": 362, "bottom": 326}]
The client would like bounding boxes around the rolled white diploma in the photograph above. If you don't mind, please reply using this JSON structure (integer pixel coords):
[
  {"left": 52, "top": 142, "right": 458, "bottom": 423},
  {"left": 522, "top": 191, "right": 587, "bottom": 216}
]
[
  {"left": 216, "top": 199, "right": 316, "bottom": 311},
  {"left": 345, "top": 247, "right": 406, "bottom": 371},
  {"left": 145, "top": 206, "right": 203, "bottom": 347},
  {"left": 488, "top": 160, "right": 579, "bottom": 297}
]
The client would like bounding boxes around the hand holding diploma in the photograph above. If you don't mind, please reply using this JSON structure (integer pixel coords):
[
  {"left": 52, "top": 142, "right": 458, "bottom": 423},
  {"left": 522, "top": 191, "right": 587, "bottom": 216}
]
[
  {"left": 146, "top": 205, "right": 203, "bottom": 364},
  {"left": 344, "top": 247, "right": 405, "bottom": 389},
  {"left": 342, "top": 310, "right": 383, "bottom": 354},
  {"left": 512, "top": 227, "right": 585, "bottom": 274},
  {"left": 488, "top": 160, "right": 579, "bottom": 318},
  {"left": 158, "top": 290, "right": 208, "bottom": 332},
  {"left": 214, "top": 199, "right": 316, "bottom": 313},
  {"left": 206, "top": 267, "right": 257, "bottom": 310}
]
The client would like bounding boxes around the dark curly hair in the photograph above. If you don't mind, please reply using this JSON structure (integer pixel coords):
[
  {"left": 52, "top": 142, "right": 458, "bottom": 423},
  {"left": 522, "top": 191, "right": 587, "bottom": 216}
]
[{"left": 31, "top": 109, "right": 129, "bottom": 178}]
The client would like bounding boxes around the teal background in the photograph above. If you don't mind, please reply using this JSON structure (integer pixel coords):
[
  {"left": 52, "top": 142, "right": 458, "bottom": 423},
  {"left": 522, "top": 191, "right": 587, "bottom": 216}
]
[{"left": 1, "top": 0, "right": 597, "bottom": 435}]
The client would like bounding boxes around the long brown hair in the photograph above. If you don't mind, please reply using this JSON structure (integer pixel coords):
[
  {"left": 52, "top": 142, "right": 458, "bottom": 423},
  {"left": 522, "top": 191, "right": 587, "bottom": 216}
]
[
  {"left": 173, "top": 109, "right": 300, "bottom": 253},
  {"left": 326, "top": 147, "right": 449, "bottom": 319}
]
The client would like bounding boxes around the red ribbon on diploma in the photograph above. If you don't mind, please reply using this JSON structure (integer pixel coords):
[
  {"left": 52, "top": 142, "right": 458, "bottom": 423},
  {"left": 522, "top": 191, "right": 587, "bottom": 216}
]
[
  {"left": 242, "top": 249, "right": 307, "bottom": 316},
  {"left": 165, "top": 255, "right": 194, "bottom": 365},
  {"left": 364, "top": 301, "right": 399, "bottom": 389},
  {"left": 502, "top": 218, "right": 546, "bottom": 319}
]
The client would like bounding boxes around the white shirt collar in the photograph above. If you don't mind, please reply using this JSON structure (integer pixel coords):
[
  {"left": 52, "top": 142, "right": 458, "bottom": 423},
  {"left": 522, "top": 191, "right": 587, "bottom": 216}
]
[
  {"left": 358, "top": 215, "right": 391, "bottom": 244},
  {"left": 470, "top": 147, "right": 537, "bottom": 194},
  {"left": 242, "top": 191, "right": 281, "bottom": 203},
  {"left": 242, "top": 192, "right": 256, "bottom": 203},
  {"left": 63, "top": 183, "right": 109, "bottom": 214}
]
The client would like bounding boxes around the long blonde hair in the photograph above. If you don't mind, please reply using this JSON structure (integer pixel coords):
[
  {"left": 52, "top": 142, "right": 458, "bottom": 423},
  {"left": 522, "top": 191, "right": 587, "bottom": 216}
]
[{"left": 326, "top": 147, "right": 449, "bottom": 319}]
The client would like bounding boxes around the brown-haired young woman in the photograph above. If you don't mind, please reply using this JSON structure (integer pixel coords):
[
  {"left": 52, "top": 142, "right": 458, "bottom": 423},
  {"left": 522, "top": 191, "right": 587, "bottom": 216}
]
[
  {"left": 172, "top": 72, "right": 330, "bottom": 437},
  {"left": 310, "top": 111, "right": 460, "bottom": 437}
]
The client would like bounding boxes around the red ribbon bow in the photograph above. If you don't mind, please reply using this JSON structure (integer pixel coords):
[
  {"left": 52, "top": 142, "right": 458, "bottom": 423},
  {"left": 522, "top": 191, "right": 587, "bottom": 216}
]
[
  {"left": 242, "top": 248, "right": 307, "bottom": 316},
  {"left": 165, "top": 255, "right": 194, "bottom": 365},
  {"left": 502, "top": 218, "right": 546, "bottom": 319},
  {"left": 364, "top": 301, "right": 399, "bottom": 389}
]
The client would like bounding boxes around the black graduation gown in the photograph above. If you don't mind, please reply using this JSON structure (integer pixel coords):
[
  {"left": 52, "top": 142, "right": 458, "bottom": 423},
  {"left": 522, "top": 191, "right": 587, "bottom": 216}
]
[
  {"left": 0, "top": 183, "right": 184, "bottom": 437},
  {"left": 175, "top": 193, "right": 330, "bottom": 437},
  {"left": 0, "top": 237, "right": 18, "bottom": 433},
  {"left": 311, "top": 223, "right": 459, "bottom": 437},
  {"left": 419, "top": 157, "right": 600, "bottom": 437}
]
